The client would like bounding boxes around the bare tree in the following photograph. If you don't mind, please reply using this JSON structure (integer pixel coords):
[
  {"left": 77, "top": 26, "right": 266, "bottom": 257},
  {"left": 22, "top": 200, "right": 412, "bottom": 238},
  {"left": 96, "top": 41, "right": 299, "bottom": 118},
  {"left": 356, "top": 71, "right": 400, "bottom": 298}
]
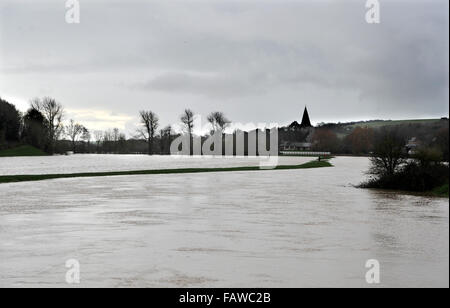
[
  {"left": 66, "top": 119, "right": 86, "bottom": 152},
  {"left": 31, "top": 97, "right": 64, "bottom": 154},
  {"left": 180, "top": 109, "right": 194, "bottom": 135},
  {"left": 93, "top": 130, "right": 103, "bottom": 153},
  {"left": 81, "top": 127, "right": 91, "bottom": 152},
  {"left": 112, "top": 128, "right": 120, "bottom": 153},
  {"left": 369, "top": 129, "right": 407, "bottom": 177},
  {"left": 117, "top": 132, "right": 127, "bottom": 153},
  {"left": 312, "top": 129, "right": 340, "bottom": 152},
  {"left": 103, "top": 130, "right": 113, "bottom": 153},
  {"left": 139, "top": 110, "right": 159, "bottom": 155},
  {"left": 207, "top": 111, "right": 230, "bottom": 134},
  {"left": 159, "top": 125, "right": 172, "bottom": 154},
  {"left": 180, "top": 109, "right": 195, "bottom": 155},
  {"left": 113, "top": 128, "right": 120, "bottom": 142}
]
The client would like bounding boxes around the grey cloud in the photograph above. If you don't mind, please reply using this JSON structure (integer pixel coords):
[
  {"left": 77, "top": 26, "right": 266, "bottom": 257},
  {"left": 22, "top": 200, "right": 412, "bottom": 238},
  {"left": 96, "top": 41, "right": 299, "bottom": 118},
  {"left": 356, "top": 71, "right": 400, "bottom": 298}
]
[
  {"left": 136, "top": 71, "right": 272, "bottom": 98},
  {"left": 0, "top": 0, "right": 448, "bottom": 130}
]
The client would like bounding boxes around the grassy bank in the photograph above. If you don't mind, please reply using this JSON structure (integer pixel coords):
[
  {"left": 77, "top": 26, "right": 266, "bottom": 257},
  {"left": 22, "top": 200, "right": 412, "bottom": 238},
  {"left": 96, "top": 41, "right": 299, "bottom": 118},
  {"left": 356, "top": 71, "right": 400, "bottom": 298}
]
[
  {"left": 0, "top": 145, "right": 47, "bottom": 157},
  {"left": 360, "top": 163, "right": 449, "bottom": 198},
  {"left": 431, "top": 183, "right": 449, "bottom": 198},
  {"left": 279, "top": 153, "right": 335, "bottom": 159},
  {"left": 361, "top": 181, "right": 449, "bottom": 198},
  {"left": 0, "top": 160, "right": 332, "bottom": 184},
  {"left": 348, "top": 118, "right": 442, "bottom": 129}
]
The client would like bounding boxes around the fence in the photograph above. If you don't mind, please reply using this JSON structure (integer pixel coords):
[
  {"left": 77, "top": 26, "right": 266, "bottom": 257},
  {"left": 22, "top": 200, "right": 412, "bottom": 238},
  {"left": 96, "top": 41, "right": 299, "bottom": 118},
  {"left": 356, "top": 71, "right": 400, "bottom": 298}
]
[{"left": 280, "top": 151, "right": 331, "bottom": 156}]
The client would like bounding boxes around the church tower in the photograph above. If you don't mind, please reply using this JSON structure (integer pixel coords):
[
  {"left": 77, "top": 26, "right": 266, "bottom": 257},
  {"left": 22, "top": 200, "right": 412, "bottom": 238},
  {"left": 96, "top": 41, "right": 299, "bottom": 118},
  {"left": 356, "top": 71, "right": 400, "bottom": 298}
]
[{"left": 300, "top": 106, "right": 312, "bottom": 128}]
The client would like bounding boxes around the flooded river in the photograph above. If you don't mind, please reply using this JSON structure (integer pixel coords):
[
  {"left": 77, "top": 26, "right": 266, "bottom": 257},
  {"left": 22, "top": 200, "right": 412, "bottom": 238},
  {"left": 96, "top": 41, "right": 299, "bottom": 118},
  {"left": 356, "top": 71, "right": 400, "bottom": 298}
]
[{"left": 0, "top": 156, "right": 448, "bottom": 287}]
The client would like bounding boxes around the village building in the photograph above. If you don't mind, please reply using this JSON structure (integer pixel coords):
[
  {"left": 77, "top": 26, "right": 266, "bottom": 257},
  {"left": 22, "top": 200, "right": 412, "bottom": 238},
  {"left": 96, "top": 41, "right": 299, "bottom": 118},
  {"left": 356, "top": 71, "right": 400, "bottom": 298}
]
[
  {"left": 280, "top": 106, "right": 314, "bottom": 152},
  {"left": 405, "top": 137, "right": 422, "bottom": 155}
]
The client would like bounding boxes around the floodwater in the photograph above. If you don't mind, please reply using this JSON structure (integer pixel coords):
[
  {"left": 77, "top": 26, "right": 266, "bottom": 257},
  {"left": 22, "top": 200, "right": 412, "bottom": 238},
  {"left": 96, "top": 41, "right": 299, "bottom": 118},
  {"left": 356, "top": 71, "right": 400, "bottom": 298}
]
[
  {"left": 0, "top": 154, "right": 312, "bottom": 175},
  {"left": 0, "top": 156, "right": 448, "bottom": 287}
]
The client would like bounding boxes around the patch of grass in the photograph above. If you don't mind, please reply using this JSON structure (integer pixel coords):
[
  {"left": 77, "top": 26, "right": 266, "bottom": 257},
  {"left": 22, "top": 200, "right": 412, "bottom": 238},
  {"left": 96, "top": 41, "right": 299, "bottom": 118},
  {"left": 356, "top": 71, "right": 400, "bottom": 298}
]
[
  {"left": 347, "top": 119, "right": 441, "bottom": 129},
  {"left": 281, "top": 154, "right": 335, "bottom": 159},
  {"left": 431, "top": 183, "right": 449, "bottom": 198},
  {"left": 0, "top": 160, "right": 333, "bottom": 184},
  {"left": 0, "top": 145, "right": 47, "bottom": 157}
]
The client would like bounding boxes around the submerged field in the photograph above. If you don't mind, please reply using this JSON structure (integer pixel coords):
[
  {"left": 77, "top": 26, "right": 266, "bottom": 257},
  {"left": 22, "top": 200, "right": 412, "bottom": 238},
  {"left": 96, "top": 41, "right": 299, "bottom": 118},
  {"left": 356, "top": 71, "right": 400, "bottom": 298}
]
[
  {"left": 0, "top": 154, "right": 314, "bottom": 175},
  {"left": 0, "top": 160, "right": 332, "bottom": 184},
  {"left": 0, "top": 156, "right": 448, "bottom": 287},
  {"left": 0, "top": 145, "right": 47, "bottom": 157}
]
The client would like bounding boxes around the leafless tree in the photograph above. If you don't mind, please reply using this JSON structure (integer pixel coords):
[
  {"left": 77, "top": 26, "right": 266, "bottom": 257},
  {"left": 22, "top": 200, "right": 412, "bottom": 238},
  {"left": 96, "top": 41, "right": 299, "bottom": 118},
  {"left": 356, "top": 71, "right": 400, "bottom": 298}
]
[
  {"left": 93, "top": 130, "right": 103, "bottom": 153},
  {"left": 180, "top": 109, "right": 194, "bottom": 135},
  {"left": 207, "top": 111, "right": 230, "bottom": 134},
  {"left": 139, "top": 110, "right": 159, "bottom": 155},
  {"left": 103, "top": 129, "right": 113, "bottom": 153},
  {"left": 113, "top": 128, "right": 120, "bottom": 142},
  {"left": 66, "top": 119, "right": 86, "bottom": 152},
  {"left": 112, "top": 128, "right": 120, "bottom": 152},
  {"left": 117, "top": 132, "right": 127, "bottom": 153},
  {"left": 159, "top": 125, "right": 172, "bottom": 154},
  {"left": 180, "top": 109, "right": 195, "bottom": 155},
  {"left": 30, "top": 97, "right": 64, "bottom": 154},
  {"left": 369, "top": 128, "right": 407, "bottom": 176},
  {"left": 81, "top": 127, "right": 91, "bottom": 149}
]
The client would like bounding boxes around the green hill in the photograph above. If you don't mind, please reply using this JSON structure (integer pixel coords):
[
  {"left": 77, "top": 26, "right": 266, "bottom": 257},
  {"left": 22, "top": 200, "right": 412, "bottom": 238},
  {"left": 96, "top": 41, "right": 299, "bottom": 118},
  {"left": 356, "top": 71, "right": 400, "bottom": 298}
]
[{"left": 347, "top": 118, "right": 443, "bottom": 129}]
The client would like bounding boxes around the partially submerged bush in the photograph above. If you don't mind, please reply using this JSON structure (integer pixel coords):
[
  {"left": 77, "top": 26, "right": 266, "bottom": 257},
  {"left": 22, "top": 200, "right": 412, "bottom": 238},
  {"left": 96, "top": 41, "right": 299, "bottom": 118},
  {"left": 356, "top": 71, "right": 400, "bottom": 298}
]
[
  {"left": 361, "top": 128, "right": 448, "bottom": 195},
  {"left": 413, "top": 147, "right": 443, "bottom": 167},
  {"left": 361, "top": 158, "right": 449, "bottom": 193}
]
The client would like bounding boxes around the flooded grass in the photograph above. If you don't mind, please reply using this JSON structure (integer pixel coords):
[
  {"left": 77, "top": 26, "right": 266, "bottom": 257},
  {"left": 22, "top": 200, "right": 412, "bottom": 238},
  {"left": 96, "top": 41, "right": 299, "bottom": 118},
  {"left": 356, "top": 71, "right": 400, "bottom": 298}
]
[
  {"left": 432, "top": 183, "right": 449, "bottom": 198},
  {"left": 0, "top": 160, "right": 332, "bottom": 184},
  {"left": 0, "top": 145, "right": 47, "bottom": 157}
]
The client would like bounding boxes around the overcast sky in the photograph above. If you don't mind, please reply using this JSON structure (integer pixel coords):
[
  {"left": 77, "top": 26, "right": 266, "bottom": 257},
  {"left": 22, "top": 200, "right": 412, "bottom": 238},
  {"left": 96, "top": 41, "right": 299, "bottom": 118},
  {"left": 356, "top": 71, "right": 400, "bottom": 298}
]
[{"left": 0, "top": 0, "right": 448, "bottom": 134}]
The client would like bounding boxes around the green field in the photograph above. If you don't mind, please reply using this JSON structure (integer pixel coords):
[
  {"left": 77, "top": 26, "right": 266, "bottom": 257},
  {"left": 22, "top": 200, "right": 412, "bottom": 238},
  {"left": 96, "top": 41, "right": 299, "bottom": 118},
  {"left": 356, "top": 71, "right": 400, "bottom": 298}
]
[
  {"left": 347, "top": 118, "right": 442, "bottom": 129},
  {"left": 0, "top": 160, "right": 332, "bottom": 184},
  {"left": 431, "top": 183, "right": 449, "bottom": 198},
  {"left": 0, "top": 145, "right": 47, "bottom": 157}
]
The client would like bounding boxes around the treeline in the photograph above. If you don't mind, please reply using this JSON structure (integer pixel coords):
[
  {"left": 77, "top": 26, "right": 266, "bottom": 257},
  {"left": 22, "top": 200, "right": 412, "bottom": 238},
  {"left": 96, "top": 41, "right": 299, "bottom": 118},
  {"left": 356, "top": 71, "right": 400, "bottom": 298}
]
[
  {"left": 1, "top": 97, "right": 71, "bottom": 154},
  {"left": 298, "top": 121, "right": 449, "bottom": 160},
  {"left": 1, "top": 96, "right": 449, "bottom": 160},
  {"left": 0, "top": 97, "right": 233, "bottom": 155},
  {"left": 0, "top": 96, "right": 133, "bottom": 154},
  {"left": 0, "top": 97, "right": 21, "bottom": 145},
  {"left": 359, "top": 127, "right": 449, "bottom": 196}
]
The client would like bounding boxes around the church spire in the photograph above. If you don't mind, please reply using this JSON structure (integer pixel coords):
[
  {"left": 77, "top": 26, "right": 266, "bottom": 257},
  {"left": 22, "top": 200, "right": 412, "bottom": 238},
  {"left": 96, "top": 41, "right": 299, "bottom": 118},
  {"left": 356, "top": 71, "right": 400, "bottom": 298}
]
[{"left": 300, "top": 106, "right": 312, "bottom": 128}]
